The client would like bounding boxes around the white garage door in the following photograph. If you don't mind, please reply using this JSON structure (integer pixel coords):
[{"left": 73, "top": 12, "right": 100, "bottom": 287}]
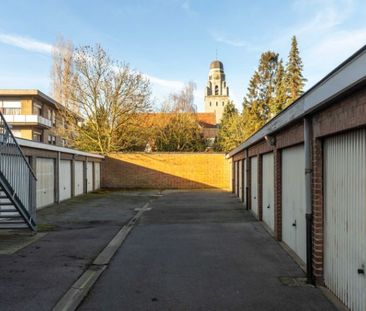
[
  {"left": 234, "top": 161, "right": 238, "bottom": 196},
  {"left": 59, "top": 160, "right": 71, "bottom": 202},
  {"left": 239, "top": 160, "right": 243, "bottom": 202},
  {"left": 74, "top": 161, "right": 84, "bottom": 196},
  {"left": 282, "top": 144, "right": 306, "bottom": 263},
  {"left": 87, "top": 162, "right": 93, "bottom": 192},
  {"left": 262, "top": 153, "right": 274, "bottom": 232},
  {"left": 251, "top": 156, "right": 258, "bottom": 217},
  {"left": 324, "top": 129, "right": 366, "bottom": 311},
  {"left": 36, "top": 158, "right": 54, "bottom": 209},
  {"left": 243, "top": 159, "right": 247, "bottom": 208},
  {"left": 94, "top": 162, "right": 101, "bottom": 190}
]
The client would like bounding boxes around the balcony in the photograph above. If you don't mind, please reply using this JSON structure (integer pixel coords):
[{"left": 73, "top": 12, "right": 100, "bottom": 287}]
[{"left": 3, "top": 115, "right": 52, "bottom": 128}]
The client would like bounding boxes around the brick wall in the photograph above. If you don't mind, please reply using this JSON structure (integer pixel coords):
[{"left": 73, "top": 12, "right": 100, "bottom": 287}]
[{"left": 102, "top": 153, "right": 230, "bottom": 190}]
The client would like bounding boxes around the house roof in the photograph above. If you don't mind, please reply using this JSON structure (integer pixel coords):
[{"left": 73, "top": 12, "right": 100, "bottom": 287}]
[
  {"left": 0, "top": 89, "right": 60, "bottom": 108},
  {"left": 196, "top": 113, "right": 217, "bottom": 127},
  {"left": 140, "top": 112, "right": 217, "bottom": 128}
]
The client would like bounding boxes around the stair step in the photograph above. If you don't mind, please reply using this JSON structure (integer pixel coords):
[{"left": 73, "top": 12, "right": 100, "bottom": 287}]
[
  {"left": 0, "top": 223, "right": 29, "bottom": 229},
  {"left": 0, "top": 215, "right": 22, "bottom": 219},
  {"left": 0, "top": 203, "right": 14, "bottom": 206},
  {"left": 0, "top": 209, "right": 17, "bottom": 213}
]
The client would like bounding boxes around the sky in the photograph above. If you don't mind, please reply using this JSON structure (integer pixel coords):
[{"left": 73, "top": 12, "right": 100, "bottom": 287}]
[{"left": 0, "top": 0, "right": 365, "bottom": 111}]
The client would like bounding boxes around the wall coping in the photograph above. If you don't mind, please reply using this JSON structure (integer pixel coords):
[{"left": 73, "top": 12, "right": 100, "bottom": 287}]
[{"left": 16, "top": 138, "right": 104, "bottom": 159}]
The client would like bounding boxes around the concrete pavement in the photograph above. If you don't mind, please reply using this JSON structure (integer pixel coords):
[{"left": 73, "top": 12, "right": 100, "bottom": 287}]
[
  {"left": 80, "top": 190, "right": 336, "bottom": 311},
  {"left": 0, "top": 190, "right": 156, "bottom": 311}
]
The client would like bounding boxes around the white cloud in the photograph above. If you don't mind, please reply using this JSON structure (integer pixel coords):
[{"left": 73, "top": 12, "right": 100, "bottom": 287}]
[
  {"left": 0, "top": 33, "right": 52, "bottom": 54},
  {"left": 210, "top": 31, "right": 259, "bottom": 51},
  {"left": 181, "top": 0, "right": 197, "bottom": 16},
  {"left": 0, "top": 32, "right": 185, "bottom": 103},
  {"left": 291, "top": 0, "right": 354, "bottom": 35},
  {"left": 143, "top": 74, "right": 184, "bottom": 90}
]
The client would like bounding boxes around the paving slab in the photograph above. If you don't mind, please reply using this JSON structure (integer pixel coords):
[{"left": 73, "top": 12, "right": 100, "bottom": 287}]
[
  {"left": 0, "top": 191, "right": 153, "bottom": 311},
  {"left": 80, "top": 190, "right": 337, "bottom": 311}
]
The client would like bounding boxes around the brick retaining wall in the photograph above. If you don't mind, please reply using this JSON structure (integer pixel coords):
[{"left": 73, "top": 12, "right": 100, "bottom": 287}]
[{"left": 102, "top": 153, "right": 230, "bottom": 190}]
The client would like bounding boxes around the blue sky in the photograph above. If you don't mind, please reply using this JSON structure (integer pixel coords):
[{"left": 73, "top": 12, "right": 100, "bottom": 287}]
[{"left": 0, "top": 0, "right": 365, "bottom": 111}]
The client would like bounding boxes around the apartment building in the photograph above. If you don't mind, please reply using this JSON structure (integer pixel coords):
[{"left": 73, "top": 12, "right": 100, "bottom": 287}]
[{"left": 0, "top": 89, "right": 70, "bottom": 146}]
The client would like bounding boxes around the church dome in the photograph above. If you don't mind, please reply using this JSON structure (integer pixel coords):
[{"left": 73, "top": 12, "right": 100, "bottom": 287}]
[{"left": 210, "top": 60, "right": 224, "bottom": 70}]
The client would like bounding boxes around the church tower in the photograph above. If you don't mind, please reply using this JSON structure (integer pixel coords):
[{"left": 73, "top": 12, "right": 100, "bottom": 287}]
[{"left": 204, "top": 60, "right": 230, "bottom": 123}]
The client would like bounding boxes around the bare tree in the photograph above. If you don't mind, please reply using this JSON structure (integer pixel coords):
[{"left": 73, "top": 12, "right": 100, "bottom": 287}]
[
  {"left": 53, "top": 44, "right": 151, "bottom": 154},
  {"left": 154, "top": 81, "right": 206, "bottom": 151},
  {"left": 161, "top": 81, "right": 197, "bottom": 113},
  {"left": 50, "top": 37, "right": 75, "bottom": 110}
]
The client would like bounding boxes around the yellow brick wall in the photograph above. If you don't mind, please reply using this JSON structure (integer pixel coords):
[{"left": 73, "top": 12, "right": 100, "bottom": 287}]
[{"left": 102, "top": 153, "right": 231, "bottom": 190}]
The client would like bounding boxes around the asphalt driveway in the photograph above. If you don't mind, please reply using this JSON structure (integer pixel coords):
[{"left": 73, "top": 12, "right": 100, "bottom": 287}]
[{"left": 80, "top": 190, "right": 336, "bottom": 311}]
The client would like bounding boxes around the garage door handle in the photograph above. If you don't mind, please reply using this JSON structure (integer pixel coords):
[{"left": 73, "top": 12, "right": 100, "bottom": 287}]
[
  {"left": 267, "top": 205, "right": 270, "bottom": 209},
  {"left": 358, "top": 268, "right": 364, "bottom": 274},
  {"left": 292, "top": 220, "right": 296, "bottom": 227}
]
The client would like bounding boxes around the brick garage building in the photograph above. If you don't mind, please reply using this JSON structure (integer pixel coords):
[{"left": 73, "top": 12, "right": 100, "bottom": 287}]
[{"left": 228, "top": 45, "right": 366, "bottom": 311}]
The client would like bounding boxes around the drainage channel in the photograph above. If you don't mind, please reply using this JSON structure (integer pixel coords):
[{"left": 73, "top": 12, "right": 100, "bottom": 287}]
[{"left": 52, "top": 200, "right": 153, "bottom": 311}]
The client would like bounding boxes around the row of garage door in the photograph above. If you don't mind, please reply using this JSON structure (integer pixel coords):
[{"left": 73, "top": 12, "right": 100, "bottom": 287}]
[
  {"left": 233, "top": 128, "right": 366, "bottom": 311},
  {"left": 36, "top": 159, "right": 101, "bottom": 209}
]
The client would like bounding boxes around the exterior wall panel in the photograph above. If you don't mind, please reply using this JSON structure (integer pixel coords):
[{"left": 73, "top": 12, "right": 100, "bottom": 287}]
[
  {"left": 324, "top": 129, "right": 366, "bottom": 311},
  {"left": 281, "top": 145, "right": 306, "bottom": 263}
]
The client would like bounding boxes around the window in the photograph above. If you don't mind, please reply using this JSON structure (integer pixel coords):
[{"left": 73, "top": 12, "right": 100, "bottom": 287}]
[
  {"left": 33, "top": 131, "right": 42, "bottom": 142},
  {"left": 222, "top": 102, "right": 224, "bottom": 106},
  {"left": 48, "top": 109, "right": 52, "bottom": 121},
  {"left": 33, "top": 103, "right": 42, "bottom": 115},
  {"left": 48, "top": 135, "right": 56, "bottom": 145},
  {"left": 215, "top": 85, "right": 219, "bottom": 95},
  {"left": 0, "top": 101, "right": 21, "bottom": 115},
  {"left": 11, "top": 130, "right": 22, "bottom": 138},
  {"left": 52, "top": 110, "right": 56, "bottom": 125},
  {"left": 216, "top": 102, "right": 218, "bottom": 106},
  {"left": 209, "top": 102, "right": 212, "bottom": 107}
]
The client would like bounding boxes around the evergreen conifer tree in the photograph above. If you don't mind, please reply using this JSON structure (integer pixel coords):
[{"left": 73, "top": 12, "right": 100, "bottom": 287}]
[
  {"left": 215, "top": 102, "right": 246, "bottom": 152},
  {"left": 271, "top": 59, "right": 288, "bottom": 117},
  {"left": 285, "top": 36, "right": 306, "bottom": 106},
  {"left": 243, "top": 51, "right": 278, "bottom": 135}
]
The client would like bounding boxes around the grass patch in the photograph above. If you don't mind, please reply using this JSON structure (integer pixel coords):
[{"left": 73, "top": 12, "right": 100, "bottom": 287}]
[{"left": 37, "top": 223, "right": 57, "bottom": 232}]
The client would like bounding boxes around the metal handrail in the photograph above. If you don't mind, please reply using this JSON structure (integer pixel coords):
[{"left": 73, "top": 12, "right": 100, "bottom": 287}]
[{"left": 0, "top": 112, "right": 36, "bottom": 179}]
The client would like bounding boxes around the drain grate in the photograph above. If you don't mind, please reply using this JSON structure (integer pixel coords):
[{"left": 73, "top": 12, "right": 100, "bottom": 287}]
[{"left": 278, "top": 276, "right": 311, "bottom": 287}]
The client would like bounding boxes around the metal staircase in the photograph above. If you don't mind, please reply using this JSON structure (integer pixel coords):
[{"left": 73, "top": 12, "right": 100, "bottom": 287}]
[{"left": 0, "top": 112, "right": 37, "bottom": 231}]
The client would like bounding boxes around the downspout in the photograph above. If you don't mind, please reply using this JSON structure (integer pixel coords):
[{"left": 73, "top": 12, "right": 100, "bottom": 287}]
[{"left": 304, "top": 118, "right": 314, "bottom": 284}]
